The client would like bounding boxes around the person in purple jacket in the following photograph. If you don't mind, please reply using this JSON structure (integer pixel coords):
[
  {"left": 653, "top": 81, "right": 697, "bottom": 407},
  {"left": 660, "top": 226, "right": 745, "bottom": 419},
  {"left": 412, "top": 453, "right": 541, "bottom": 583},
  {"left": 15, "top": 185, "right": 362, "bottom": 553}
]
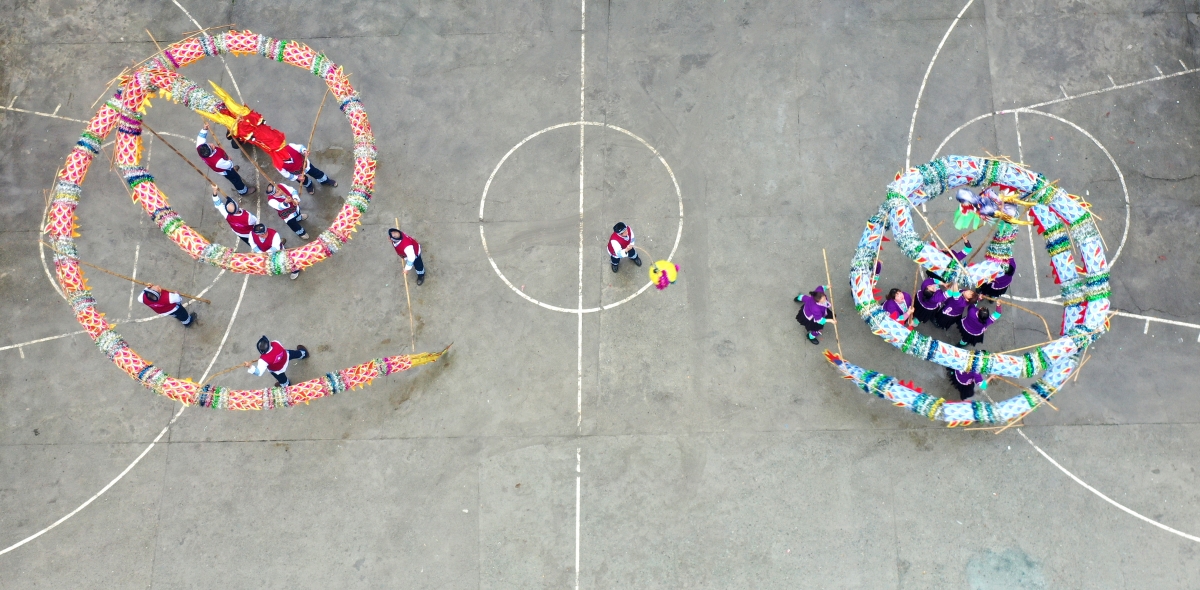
[
  {"left": 883, "top": 288, "right": 914, "bottom": 326},
  {"left": 948, "top": 367, "right": 987, "bottom": 400},
  {"left": 914, "top": 278, "right": 947, "bottom": 326},
  {"left": 795, "top": 285, "right": 836, "bottom": 345},
  {"left": 958, "top": 302, "right": 1002, "bottom": 347},
  {"left": 979, "top": 258, "right": 1016, "bottom": 298},
  {"left": 933, "top": 285, "right": 973, "bottom": 330}
]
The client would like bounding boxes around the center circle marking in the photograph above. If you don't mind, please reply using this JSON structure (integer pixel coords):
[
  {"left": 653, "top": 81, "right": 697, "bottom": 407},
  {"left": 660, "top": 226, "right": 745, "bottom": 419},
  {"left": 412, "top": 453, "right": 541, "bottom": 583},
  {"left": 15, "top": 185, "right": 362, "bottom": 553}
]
[{"left": 478, "top": 121, "right": 684, "bottom": 313}]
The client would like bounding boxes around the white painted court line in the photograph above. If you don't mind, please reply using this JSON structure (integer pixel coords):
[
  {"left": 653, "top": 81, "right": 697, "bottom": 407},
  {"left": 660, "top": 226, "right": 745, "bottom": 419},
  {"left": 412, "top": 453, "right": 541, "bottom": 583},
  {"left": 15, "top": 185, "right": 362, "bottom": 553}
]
[
  {"left": 169, "top": 0, "right": 242, "bottom": 103},
  {"left": 126, "top": 246, "right": 141, "bottom": 320},
  {"left": 1021, "top": 65, "right": 1200, "bottom": 113},
  {"left": 575, "top": 447, "right": 582, "bottom": 590},
  {"left": 0, "top": 103, "right": 190, "bottom": 141},
  {"left": 1012, "top": 111, "right": 1044, "bottom": 300},
  {"left": 0, "top": 3, "right": 252, "bottom": 556},
  {"left": 932, "top": 109, "right": 1131, "bottom": 267},
  {"left": 904, "top": 0, "right": 976, "bottom": 170},
  {"left": 0, "top": 403, "right": 188, "bottom": 557},
  {"left": 909, "top": 3, "right": 1200, "bottom": 547},
  {"left": 576, "top": 3, "right": 586, "bottom": 587},
  {"left": 1016, "top": 429, "right": 1200, "bottom": 543},
  {"left": 577, "top": 0, "right": 587, "bottom": 433},
  {"left": 478, "top": 121, "right": 683, "bottom": 314}
]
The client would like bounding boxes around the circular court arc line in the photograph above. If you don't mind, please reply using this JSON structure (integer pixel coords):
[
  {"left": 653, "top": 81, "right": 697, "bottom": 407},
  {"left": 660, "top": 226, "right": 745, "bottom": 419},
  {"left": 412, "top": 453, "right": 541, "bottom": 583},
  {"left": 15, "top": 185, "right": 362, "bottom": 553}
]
[
  {"left": 909, "top": 1, "right": 1197, "bottom": 545},
  {"left": 478, "top": 121, "right": 684, "bottom": 314},
  {"left": 931, "top": 108, "right": 1131, "bottom": 266}
]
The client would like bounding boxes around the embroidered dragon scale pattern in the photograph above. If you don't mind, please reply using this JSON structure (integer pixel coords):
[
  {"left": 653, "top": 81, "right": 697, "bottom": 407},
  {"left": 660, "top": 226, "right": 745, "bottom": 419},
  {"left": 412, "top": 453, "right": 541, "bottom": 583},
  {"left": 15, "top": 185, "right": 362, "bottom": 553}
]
[
  {"left": 826, "top": 156, "right": 1111, "bottom": 426},
  {"left": 45, "top": 30, "right": 445, "bottom": 410}
]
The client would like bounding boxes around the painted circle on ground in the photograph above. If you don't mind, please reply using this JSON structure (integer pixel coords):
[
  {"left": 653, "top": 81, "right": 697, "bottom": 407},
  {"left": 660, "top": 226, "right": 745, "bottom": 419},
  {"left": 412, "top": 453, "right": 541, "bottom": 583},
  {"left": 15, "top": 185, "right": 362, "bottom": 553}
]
[
  {"left": 478, "top": 121, "right": 684, "bottom": 314},
  {"left": 932, "top": 108, "right": 1131, "bottom": 268},
  {"left": 828, "top": 156, "right": 1111, "bottom": 426}
]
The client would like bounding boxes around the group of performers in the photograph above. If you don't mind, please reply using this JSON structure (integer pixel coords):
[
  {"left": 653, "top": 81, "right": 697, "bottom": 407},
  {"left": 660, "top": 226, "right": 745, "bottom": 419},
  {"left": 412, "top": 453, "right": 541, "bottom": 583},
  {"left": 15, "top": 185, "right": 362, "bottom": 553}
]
[
  {"left": 134, "top": 112, "right": 435, "bottom": 388},
  {"left": 795, "top": 236, "right": 1019, "bottom": 400}
]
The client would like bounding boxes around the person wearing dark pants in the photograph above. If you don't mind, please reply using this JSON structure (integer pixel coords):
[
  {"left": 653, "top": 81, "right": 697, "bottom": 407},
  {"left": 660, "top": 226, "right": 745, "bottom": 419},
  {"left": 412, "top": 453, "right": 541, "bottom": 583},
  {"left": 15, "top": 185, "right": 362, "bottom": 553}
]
[
  {"left": 389, "top": 228, "right": 426, "bottom": 286},
  {"left": 948, "top": 367, "right": 986, "bottom": 401},
  {"left": 266, "top": 183, "right": 310, "bottom": 240},
  {"left": 248, "top": 336, "right": 309, "bottom": 387},
  {"left": 197, "top": 125, "right": 255, "bottom": 196},
  {"left": 979, "top": 259, "right": 1016, "bottom": 298},
  {"left": 607, "top": 222, "right": 642, "bottom": 273},
  {"left": 211, "top": 185, "right": 257, "bottom": 246},
  {"left": 138, "top": 285, "right": 196, "bottom": 327},
  {"left": 958, "top": 303, "right": 1001, "bottom": 348},
  {"left": 275, "top": 143, "right": 337, "bottom": 195},
  {"left": 795, "top": 285, "right": 835, "bottom": 345}
]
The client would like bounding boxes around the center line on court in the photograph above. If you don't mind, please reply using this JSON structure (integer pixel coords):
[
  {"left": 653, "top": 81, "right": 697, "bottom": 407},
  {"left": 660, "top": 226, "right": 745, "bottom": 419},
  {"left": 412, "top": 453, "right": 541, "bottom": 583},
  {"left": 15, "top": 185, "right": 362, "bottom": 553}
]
[{"left": 575, "top": 2, "right": 586, "bottom": 588}]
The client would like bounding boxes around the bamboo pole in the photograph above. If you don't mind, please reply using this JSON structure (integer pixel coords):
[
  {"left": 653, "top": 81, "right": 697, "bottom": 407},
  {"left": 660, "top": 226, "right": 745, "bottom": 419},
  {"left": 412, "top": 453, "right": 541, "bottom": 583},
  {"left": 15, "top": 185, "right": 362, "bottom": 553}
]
[
  {"left": 141, "top": 122, "right": 230, "bottom": 197},
  {"left": 912, "top": 220, "right": 945, "bottom": 294},
  {"left": 300, "top": 88, "right": 331, "bottom": 186},
  {"left": 1071, "top": 353, "right": 1092, "bottom": 383},
  {"left": 240, "top": 144, "right": 278, "bottom": 185},
  {"left": 902, "top": 195, "right": 953, "bottom": 252},
  {"left": 821, "top": 248, "right": 843, "bottom": 358},
  {"left": 39, "top": 241, "right": 211, "bottom": 303},
  {"left": 199, "top": 361, "right": 253, "bottom": 389},
  {"left": 990, "top": 374, "right": 1057, "bottom": 411},
  {"left": 996, "top": 339, "right": 1056, "bottom": 356},
  {"left": 397, "top": 218, "right": 416, "bottom": 353},
  {"left": 145, "top": 28, "right": 166, "bottom": 61},
  {"left": 964, "top": 223, "right": 997, "bottom": 266},
  {"left": 981, "top": 294, "right": 1053, "bottom": 340}
]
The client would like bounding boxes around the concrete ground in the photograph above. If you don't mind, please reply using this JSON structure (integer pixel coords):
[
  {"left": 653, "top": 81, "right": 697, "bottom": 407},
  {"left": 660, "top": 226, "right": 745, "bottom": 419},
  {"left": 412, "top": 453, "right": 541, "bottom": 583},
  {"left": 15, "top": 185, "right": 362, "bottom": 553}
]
[{"left": 2, "top": 0, "right": 1199, "bottom": 587}]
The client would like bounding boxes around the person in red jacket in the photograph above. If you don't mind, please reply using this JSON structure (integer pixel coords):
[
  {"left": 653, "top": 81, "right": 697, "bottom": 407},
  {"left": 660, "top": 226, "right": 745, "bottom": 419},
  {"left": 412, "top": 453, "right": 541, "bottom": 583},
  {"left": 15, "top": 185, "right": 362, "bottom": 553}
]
[
  {"left": 137, "top": 285, "right": 195, "bottom": 326},
  {"left": 247, "top": 336, "right": 309, "bottom": 386},
  {"left": 607, "top": 222, "right": 642, "bottom": 273},
  {"left": 266, "top": 182, "right": 309, "bottom": 240},
  {"left": 388, "top": 228, "right": 426, "bottom": 285},
  {"left": 273, "top": 143, "right": 336, "bottom": 195},
  {"left": 210, "top": 185, "right": 257, "bottom": 245},
  {"left": 196, "top": 124, "right": 255, "bottom": 196},
  {"left": 250, "top": 223, "right": 300, "bottom": 280}
]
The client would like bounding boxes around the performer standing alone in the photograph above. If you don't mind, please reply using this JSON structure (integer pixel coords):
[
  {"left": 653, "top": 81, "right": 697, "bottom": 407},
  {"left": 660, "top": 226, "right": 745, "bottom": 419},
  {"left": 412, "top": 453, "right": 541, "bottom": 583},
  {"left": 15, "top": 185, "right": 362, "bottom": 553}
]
[
  {"left": 388, "top": 228, "right": 426, "bottom": 285},
  {"left": 607, "top": 222, "right": 642, "bottom": 273},
  {"left": 795, "top": 285, "right": 836, "bottom": 345}
]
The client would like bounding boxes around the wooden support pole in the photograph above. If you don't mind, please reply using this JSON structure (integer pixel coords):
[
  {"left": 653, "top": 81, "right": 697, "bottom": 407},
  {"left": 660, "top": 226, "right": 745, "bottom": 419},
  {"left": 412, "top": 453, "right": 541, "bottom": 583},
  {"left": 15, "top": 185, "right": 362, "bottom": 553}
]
[
  {"left": 39, "top": 241, "right": 211, "bottom": 304},
  {"left": 821, "top": 248, "right": 843, "bottom": 358},
  {"left": 141, "top": 122, "right": 229, "bottom": 197},
  {"left": 981, "top": 294, "right": 1053, "bottom": 340},
  {"left": 300, "top": 88, "right": 331, "bottom": 184},
  {"left": 397, "top": 218, "right": 416, "bottom": 353}
]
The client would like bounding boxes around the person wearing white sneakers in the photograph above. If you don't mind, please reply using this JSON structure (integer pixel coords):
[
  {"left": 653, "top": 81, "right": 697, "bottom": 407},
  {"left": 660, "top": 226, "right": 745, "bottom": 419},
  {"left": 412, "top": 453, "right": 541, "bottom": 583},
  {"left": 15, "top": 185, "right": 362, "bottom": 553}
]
[{"left": 266, "top": 182, "right": 310, "bottom": 240}]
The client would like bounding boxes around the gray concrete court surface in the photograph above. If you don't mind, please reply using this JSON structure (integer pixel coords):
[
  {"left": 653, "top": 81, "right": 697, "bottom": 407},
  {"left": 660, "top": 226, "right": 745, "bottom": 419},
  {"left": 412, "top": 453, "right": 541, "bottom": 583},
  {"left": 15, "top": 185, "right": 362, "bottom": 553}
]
[{"left": 2, "top": 0, "right": 1200, "bottom": 587}]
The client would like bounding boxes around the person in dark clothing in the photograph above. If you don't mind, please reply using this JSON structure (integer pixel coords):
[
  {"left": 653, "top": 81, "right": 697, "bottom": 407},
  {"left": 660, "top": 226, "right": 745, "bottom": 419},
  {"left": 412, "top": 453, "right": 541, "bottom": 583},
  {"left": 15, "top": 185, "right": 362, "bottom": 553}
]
[
  {"left": 948, "top": 367, "right": 986, "bottom": 400},
  {"left": 247, "top": 336, "right": 309, "bottom": 386},
  {"left": 914, "top": 278, "right": 947, "bottom": 325},
  {"left": 933, "top": 285, "right": 974, "bottom": 330},
  {"left": 979, "top": 259, "right": 1016, "bottom": 298},
  {"left": 958, "top": 303, "right": 1001, "bottom": 347},
  {"left": 796, "top": 285, "right": 836, "bottom": 345}
]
